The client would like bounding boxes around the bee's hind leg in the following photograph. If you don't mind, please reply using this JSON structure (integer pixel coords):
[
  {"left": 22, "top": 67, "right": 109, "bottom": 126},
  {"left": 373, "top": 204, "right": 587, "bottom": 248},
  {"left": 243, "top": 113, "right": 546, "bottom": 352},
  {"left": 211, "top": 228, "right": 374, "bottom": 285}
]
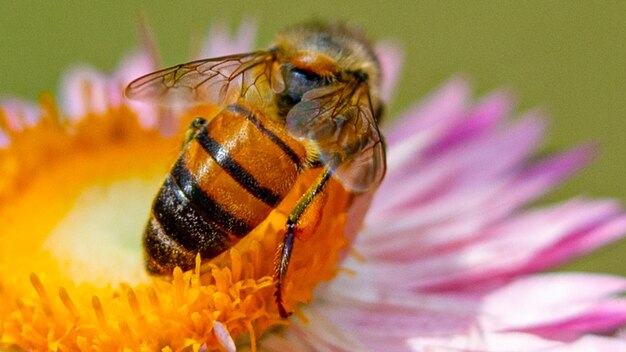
[{"left": 274, "top": 168, "right": 331, "bottom": 318}]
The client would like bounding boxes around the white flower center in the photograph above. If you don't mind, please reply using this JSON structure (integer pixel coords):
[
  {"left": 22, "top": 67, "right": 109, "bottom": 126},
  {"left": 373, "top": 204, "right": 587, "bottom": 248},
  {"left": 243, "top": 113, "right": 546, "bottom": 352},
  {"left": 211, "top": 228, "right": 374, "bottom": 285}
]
[{"left": 44, "top": 177, "right": 161, "bottom": 286}]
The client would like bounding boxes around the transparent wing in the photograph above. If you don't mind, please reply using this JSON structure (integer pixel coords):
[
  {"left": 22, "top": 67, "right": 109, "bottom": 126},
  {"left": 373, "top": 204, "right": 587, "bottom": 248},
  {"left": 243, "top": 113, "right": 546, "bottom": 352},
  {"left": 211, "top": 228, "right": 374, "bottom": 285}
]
[
  {"left": 125, "top": 51, "right": 283, "bottom": 107},
  {"left": 286, "top": 82, "right": 386, "bottom": 192}
]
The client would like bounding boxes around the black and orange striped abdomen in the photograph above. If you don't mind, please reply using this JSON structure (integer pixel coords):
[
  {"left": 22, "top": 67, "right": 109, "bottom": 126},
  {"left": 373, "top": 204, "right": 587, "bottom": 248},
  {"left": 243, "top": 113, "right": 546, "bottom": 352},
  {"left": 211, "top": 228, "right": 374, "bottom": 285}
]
[{"left": 144, "top": 105, "right": 306, "bottom": 274}]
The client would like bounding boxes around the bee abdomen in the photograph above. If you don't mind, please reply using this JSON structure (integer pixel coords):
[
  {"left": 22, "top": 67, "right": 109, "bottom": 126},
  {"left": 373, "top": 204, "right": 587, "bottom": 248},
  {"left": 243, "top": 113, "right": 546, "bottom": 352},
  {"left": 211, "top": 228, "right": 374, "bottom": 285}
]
[
  {"left": 144, "top": 105, "right": 307, "bottom": 274},
  {"left": 144, "top": 167, "right": 246, "bottom": 274},
  {"left": 195, "top": 128, "right": 282, "bottom": 206}
]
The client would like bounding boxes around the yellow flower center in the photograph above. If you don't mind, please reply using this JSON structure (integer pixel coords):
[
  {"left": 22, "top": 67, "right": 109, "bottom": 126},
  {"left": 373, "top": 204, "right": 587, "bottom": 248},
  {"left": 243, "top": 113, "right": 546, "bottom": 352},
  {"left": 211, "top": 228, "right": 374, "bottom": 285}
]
[
  {"left": 0, "top": 99, "right": 351, "bottom": 350},
  {"left": 44, "top": 178, "right": 159, "bottom": 286}
]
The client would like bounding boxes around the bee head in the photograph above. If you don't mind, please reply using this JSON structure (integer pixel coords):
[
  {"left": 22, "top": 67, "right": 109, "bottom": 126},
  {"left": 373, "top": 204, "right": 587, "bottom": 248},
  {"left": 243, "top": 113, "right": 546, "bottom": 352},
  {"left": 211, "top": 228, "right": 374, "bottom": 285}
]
[{"left": 274, "top": 22, "right": 382, "bottom": 117}]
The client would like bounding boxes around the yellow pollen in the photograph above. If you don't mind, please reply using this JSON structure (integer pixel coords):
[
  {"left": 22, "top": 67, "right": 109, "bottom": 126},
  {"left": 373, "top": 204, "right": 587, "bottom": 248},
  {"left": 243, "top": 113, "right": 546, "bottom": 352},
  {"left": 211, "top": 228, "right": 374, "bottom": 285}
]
[{"left": 0, "top": 100, "right": 352, "bottom": 350}]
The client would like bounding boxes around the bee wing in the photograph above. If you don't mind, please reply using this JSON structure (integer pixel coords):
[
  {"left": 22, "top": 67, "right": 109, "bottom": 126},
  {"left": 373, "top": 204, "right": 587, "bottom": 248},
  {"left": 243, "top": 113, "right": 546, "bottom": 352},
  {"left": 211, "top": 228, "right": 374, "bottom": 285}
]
[
  {"left": 286, "top": 82, "right": 386, "bottom": 192},
  {"left": 125, "top": 51, "right": 282, "bottom": 107}
]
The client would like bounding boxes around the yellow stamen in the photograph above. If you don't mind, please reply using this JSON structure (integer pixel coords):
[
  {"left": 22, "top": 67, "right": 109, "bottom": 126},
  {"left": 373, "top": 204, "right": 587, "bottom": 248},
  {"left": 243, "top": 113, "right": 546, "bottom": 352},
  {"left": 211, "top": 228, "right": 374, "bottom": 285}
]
[{"left": 0, "top": 99, "right": 352, "bottom": 349}]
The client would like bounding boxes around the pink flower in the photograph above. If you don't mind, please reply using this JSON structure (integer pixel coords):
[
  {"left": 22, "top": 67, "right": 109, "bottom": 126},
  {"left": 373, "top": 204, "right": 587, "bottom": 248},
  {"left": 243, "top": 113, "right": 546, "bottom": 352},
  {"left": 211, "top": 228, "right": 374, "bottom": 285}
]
[
  {"left": 0, "top": 21, "right": 625, "bottom": 351},
  {"left": 260, "top": 77, "right": 626, "bottom": 351}
]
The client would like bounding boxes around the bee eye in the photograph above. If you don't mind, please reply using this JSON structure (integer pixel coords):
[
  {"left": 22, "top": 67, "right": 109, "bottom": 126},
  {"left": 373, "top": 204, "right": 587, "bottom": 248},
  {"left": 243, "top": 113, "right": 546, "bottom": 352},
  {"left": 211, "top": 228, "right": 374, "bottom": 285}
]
[
  {"left": 292, "top": 67, "right": 321, "bottom": 82},
  {"left": 287, "top": 67, "right": 323, "bottom": 95},
  {"left": 277, "top": 66, "right": 326, "bottom": 115}
]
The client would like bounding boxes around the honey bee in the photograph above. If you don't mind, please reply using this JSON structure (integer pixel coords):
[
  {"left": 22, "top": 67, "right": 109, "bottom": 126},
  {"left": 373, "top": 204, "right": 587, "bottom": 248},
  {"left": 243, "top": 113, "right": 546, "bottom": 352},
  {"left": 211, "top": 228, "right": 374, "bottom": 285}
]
[{"left": 126, "top": 22, "right": 386, "bottom": 317}]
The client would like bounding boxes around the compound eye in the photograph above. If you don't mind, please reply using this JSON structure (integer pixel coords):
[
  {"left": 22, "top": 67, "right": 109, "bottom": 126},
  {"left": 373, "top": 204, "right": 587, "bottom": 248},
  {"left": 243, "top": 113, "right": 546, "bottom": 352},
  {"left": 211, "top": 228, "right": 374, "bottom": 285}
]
[
  {"left": 291, "top": 67, "right": 321, "bottom": 84},
  {"left": 284, "top": 67, "right": 324, "bottom": 102},
  {"left": 276, "top": 66, "right": 329, "bottom": 116}
]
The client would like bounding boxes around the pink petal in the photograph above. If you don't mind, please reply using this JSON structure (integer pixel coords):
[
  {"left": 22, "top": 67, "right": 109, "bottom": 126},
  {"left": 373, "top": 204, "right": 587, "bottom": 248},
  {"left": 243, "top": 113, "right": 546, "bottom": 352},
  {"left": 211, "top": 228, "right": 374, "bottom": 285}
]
[
  {"left": 113, "top": 50, "right": 160, "bottom": 128},
  {"left": 495, "top": 145, "right": 595, "bottom": 216},
  {"left": 261, "top": 332, "right": 318, "bottom": 352},
  {"left": 0, "top": 98, "right": 41, "bottom": 131},
  {"left": 409, "top": 331, "right": 557, "bottom": 352},
  {"left": 523, "top": 214, "right": 626, "bottom": 273},
  {"left": 371, "top": 112, "right": 546, "bottom": 220},
  {"left": 362, "top": 146, "right": 593, "bottom": 260},
  {"left": 313, "top": 278, "right": 483, "bottom": 351},
  {"left": 375, "top": 41, "right": 404, "bottom": 102},
  {"left": 60, "top": 66, "right": 109, "bottom": 121},
  {"left": 213, "top": 321, "right": 236, "bottom": 352},
  {"left": 0, "top": 129, "right": 8, "bottom": 148},
  {"left": 384, "top": 77, "right": 470, "bottom": 146},
  {"left": 417, "top": 200, "right": 626, "bottom": 290},
  {"left": 422, "top": 90, "right": 514, "bottom": 159},
  {"left": 273, "top": 308, "right": 370, "bottom": 352},
  {"left": 481, "top": 274, "right": 626, "bottom": 332},
  {"left": 199, "top": 20, "right": 257, "bottom": 58},
  {"left": 547, "top": 335, "right": 626, "bottom": 352},
  {"left": 112, "top": 50, "right": 156, "bottom": 106},
  {"left": 410, "top": 332, "right": 626, "bottom": 352},
  {"left": 515, "top": 299, "right": 626, "bottom": 340},
  {"left": 427, "top": 207, "right": 626, "bottom": 291},
  {"left": 348, "top": 199, "right": 626, "bottom": 291}
]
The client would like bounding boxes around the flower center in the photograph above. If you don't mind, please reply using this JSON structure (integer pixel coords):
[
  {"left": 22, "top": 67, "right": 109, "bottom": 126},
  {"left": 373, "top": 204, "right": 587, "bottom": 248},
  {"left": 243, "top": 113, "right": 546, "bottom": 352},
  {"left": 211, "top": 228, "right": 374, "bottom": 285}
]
[
  {"left": 0, "top": 105, "right": 355, "bottom": 350},
  {"left": 44, "top": 177, "right": 161, "bottom": 286}
]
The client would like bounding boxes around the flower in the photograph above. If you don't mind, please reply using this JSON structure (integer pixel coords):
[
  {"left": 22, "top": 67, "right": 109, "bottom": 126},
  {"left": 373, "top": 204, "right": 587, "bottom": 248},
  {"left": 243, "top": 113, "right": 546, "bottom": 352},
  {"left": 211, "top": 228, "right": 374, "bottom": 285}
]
[
  {"left": 262, "top": 78, "right": 626, "bottom": 351},
  {"left": 1, "top": 21, "right": 626, "bottom": 352}
]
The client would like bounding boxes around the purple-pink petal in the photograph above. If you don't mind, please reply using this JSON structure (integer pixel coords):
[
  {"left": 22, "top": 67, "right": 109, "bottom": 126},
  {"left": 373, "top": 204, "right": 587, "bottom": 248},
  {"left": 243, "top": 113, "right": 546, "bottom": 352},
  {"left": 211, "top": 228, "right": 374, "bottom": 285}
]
[
  {"left": 375, "top": 42, "right": 404, "bottom": 102},
  {"left": 385, "top": 77, "right": 470, "bottom": 146},
  {"left": 312, "top": 281, "right": 483, "bottom": 350},
  {"left": 114, "top": 50, "right": 160, "bottom": 128},
  {"left": 199, "top": 20, "right": 257, "bottom": 58},
  {"left": 346, "top": 198, "right": 626, "bottom": 292},
  {"left": 0, "top": 98, "right": 41, "bottom": 131},
  {"left": 514, "top": 299, "right": 626, "bottom": 340},
  {"left": 372, "top": 113, "right": 548, "bottom": 219},
  {"left": 522, "top": 213, "right": 626, "bottom": 273},
  {"left": 480, "top": 274, "right": 626, "bottom": 334},
  {"left": 422, "top": 90, "right": 514, "bottom": 159},
  {"left": 60, "top": 66, "right": 110, "bottom": 121},
  {"left": 410, "top": 332, "right": 626, "bottom": 352},
  {"left": 362, "top": 145, "right": 595, "bottom": 263},
  {"left": 0, "top": 98, "right": 41, "bottom": 148},
  {"left": 494, "top": 145, "right": 595, "bottom": 216},
  {"left": 417, "top": 200, "right": 626, "bottom": 291}
]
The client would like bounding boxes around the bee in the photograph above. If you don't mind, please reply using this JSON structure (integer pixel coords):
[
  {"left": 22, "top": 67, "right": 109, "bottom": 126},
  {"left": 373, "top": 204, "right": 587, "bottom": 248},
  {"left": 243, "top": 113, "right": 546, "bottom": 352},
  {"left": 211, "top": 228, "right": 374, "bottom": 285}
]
[{"left": 125, "top": 22, "right": 386, "bottom": 317}]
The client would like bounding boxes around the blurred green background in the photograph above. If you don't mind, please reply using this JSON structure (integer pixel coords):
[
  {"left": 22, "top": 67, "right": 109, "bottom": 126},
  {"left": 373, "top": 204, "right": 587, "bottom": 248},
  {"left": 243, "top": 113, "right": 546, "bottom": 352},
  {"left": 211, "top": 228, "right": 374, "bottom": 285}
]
[{"left": 0, "top": 1, "right": 624, "bottom": 274}]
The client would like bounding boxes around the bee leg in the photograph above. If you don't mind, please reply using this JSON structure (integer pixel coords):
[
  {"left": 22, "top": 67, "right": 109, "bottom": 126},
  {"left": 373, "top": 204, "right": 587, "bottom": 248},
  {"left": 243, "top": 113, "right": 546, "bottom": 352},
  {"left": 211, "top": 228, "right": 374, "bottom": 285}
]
[
  {"left": 274, "top": 168, "right": 332, "bottom": 318},
  {"left": 182, "top": 117, "right": 208, "bottom": 146}
]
